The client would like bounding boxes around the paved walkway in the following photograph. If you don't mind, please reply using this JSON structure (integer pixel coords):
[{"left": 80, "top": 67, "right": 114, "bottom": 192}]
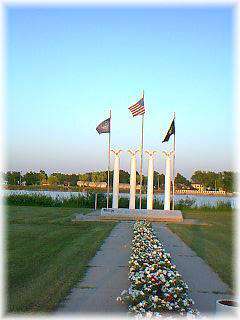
[
  {"left": 58, "top": 219, "right": 232, "bottom": 315},
  {"left": 57, "top": 221, "right": 133, "bottom": 313},
  {"left": 153, "top": 224, "right": 233, "bottom": 314}
]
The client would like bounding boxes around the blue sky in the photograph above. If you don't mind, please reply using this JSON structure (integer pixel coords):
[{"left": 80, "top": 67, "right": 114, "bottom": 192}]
[{"left": 6, "top": 5, "right": 234, "bottom": 178}]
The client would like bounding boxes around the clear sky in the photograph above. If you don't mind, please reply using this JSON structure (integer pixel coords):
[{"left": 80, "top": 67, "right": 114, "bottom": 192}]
[{"left": 6, "top": 5, "right": 234, "bottom": 178}]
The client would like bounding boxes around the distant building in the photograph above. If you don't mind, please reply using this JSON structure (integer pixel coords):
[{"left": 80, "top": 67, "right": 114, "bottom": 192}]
[
  {"left": 191, "top": 183, "right": 205, "bottom": 192},
  {"left": 77, "top": 181, "right": 107, "bottom": 188},
  {"left": 41, "top": 181, "right": 50, "bottom": 186},
  {"left": 176, "top": 189, "right": 226, "bottom": 195},
  {"left": 119, "top": 183, "right": 130, "bottom": 189},
  {"left": 119, "top": 183, "right": 142, "bottom": 190},
  {"left": 77, "top": 181, "right": 87, "bottom": 187},
  {"left": 77, "top": 181, "right": 141, "bottom": 190}
]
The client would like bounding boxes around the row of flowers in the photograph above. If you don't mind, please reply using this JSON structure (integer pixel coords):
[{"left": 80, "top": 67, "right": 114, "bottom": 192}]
[{"left": 117, "top": 220, "right": 199, "bottom": 318}]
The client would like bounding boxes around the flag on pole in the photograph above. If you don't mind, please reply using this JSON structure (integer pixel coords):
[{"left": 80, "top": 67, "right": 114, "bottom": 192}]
[
  {"left": 128, "top": 92, "right": 145, "bottom": 209},
  {"left": 96, "top": 113, "right": 111, "bottom": 209},
  {"left": 162, "top": 118, "right": 175, "bottom": 142},
  {"left": 128, "top": 97, "right": 145, "bottom": 117},
  {"left": 96, "top": 118, "right": 110, "bottom": 134}
]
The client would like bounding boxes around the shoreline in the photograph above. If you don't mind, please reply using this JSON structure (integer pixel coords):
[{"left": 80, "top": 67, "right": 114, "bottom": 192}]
[{"left": 4, "top": 186, "right": 235, "bottom": 198}]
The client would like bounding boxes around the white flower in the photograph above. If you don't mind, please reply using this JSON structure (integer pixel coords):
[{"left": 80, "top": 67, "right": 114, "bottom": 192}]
[
  {"left": 152, "top": 295, "right": 159, "bottom": 303},
  {"left": 120, "top": 221, "right": 197, "bottom": 316},
  {"left": 145, "top": 311, "right": 153, "bottom": 318}
]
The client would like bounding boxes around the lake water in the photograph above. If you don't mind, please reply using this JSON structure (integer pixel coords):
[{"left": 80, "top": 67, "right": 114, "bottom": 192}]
[{"left": 4, "top": 189, "right": 238, "bottom": 208}]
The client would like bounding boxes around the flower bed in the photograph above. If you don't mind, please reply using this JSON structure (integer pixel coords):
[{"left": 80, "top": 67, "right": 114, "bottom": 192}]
[{"left": 117, "top": 220, "right": 199, "bottom": 317}]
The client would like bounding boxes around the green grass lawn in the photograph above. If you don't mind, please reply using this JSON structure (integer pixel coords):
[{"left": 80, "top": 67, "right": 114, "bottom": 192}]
[
  {"left": 167, "top": 209, "right": 234, "bottom": 290},
  {"left": 6, "top": 206, "right": 116, "bottom": 313}
]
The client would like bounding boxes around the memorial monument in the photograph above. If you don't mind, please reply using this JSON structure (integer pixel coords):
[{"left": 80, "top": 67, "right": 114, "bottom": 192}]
[{"left": 97, "top": 93, "right": 183, "bottom": 222}]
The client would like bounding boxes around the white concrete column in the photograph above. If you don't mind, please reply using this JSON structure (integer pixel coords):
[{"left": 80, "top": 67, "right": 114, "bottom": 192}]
[
  {"left": 128, "top": 150, "right": 139, "bottom": 209},
  {"left": 163, "top": 151, "right": 174, "bottom": 210},
  {"left": 145, "top": 151, "right": 157, "bottom": 210},
  {"left": 111, "top": 149, "right": 122, "bottom": 209}
]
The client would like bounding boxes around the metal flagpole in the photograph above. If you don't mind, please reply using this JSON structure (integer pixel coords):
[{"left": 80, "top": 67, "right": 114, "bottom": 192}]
[
  {"left": 107, "top": 109, "right": 111, "bottom": 209},
  {"left": 172, "top": 112, "right": 176, "bottom": 210},
  {"left": 139, "top": 91, "right": 144, "bottom": 209}
]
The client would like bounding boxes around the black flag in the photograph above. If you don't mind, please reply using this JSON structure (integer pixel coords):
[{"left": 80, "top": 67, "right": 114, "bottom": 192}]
[
  {"left": 96, "top": 118, "right": 110, "bottom": 134},
  {"left": 162, "top": 119, "right": 175, "bottom": 143}
]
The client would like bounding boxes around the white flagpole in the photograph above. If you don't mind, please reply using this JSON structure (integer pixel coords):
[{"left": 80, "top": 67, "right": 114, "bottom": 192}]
[
  {"left": 107, "top": 110, "right": 111, "bottom": 209},
  {"left": 172, "top": 112, "right": 176, "bottom": 210},
  {"left": 139, "top": 91, "right": 144, "bottom": 209}
]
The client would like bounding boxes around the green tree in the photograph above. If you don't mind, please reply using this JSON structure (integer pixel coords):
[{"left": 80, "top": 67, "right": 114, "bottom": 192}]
[
  {"left": 69, "top": 174, "right": 79, "bottom": 186},
  {"left": 191, "top": 170, "right": 235, "bottom": 192},
  {"left": 92, "top": 172, "right": 100, "bottom": 182},
  {"left": 48, "top": 175, "right": 59, "bottom": 186},
  {"left": 174, "top": 173, "right": 192, "bottom": 189},
  {"left": 39, "top": 170, "right": 48, "bottom": 185},
  {"left": 221, "top": 171, "right": 235, "bottom": 193},
  {"left": 153, "top": 171, "right": 158, "bottom": 188},
  {"left": 98, "top": 171, "right": 107, "bottom": 182},
  {"left": 24, "top": 172, "right": 40, "bottom": 186},
  {"left": 5, "top": 171, "right": 21, "bottom": 185},
  {"left": 191, "top": 171, "right": 206, "bottom": 185},
  {"left": 135, "top": 171, "right": 147, "bottom": 187},
  {"left": 119, "top": 170, "right": 130, "bottom": 183},
  {"left": 153, "top": 171, "right": 165, "bottom": 189},
  {"left": 52, "top": 173, "right": 67, "bottom": 185},
  {"left": 91, "top": 171, "right": 108, "bottom": 183},
  {"left": 79, "top": 173, "right": 89, "bottom": 182}
]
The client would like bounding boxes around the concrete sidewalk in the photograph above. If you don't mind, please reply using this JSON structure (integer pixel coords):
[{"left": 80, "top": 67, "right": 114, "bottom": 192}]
[
  {"left": 57, "top": 220, "right": 233, "bottom": 315},
  {"left": 153, "top": 224, "right": 233, "bottom": 314},
  {"left": 57, "top": 221, "right": 133, "bottom": 314}
]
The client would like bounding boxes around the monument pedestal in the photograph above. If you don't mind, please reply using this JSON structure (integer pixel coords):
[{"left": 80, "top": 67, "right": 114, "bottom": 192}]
[{"left": 100, "top": 208, "right": 183, "bottom": 222}]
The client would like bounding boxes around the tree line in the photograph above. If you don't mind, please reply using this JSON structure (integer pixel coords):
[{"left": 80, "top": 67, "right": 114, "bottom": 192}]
[
  {"left": 3, "top": 169, "right": 236, "bottom": 192},
  {"left": 191, "top": 170, "right": 235, "bottom": 193}
]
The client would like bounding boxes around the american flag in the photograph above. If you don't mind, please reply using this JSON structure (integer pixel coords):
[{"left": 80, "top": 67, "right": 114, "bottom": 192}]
[{"left": 128, "top": 97, "right": 145, "bottom": 117}]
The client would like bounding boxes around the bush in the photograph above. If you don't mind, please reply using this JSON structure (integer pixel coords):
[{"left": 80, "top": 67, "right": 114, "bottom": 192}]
[
  {"left": 5, "top": 193, "right": 111, "bottom": 209},
  {"left": 175, "top": 197, "right": 196, "bottom": 210},
  {"left": 5, "top": 193, "right": 233, "bottom": 210}
]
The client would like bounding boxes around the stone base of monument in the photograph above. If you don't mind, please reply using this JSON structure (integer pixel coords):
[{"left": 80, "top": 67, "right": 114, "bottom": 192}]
[{"left": 100, "top": 208, "right": 183, "bottom": 222}]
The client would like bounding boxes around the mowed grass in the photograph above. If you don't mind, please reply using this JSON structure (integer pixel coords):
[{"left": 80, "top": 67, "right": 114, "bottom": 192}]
[
  {"left": 167, "top": 209, "right": 234, "bottom": 290},
  {"left": 6, "top": 206, "right": 116, "bottom": 313}
]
